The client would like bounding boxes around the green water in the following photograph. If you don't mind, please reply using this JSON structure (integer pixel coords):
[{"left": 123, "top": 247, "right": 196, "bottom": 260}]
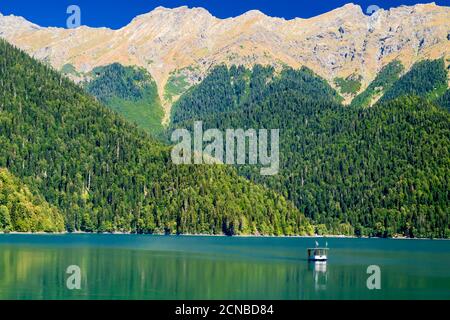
[{"left": 0, "top": 235, "right": 449, "bottom": 300}]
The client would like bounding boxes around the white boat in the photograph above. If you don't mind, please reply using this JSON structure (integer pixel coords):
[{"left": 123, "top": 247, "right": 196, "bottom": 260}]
[{"left": 307, "top": 248, "right": 329, "bottom": 261}]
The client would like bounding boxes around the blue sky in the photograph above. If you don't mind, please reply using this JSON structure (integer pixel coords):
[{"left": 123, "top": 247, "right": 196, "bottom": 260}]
[{"left": 0, "top": 0, "right": 448, "bottom": 29}]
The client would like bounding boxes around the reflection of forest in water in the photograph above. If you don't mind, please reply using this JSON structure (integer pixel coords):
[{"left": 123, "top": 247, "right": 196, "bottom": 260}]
[
  {"left": 309, "top": 262, "right": 328, "bottom": 291},
  {"left": 1, "top": 236, "right": 450, "bottom": 300},
  {"left": 1, "top": 247, "right": 327, "bottom": 299}
]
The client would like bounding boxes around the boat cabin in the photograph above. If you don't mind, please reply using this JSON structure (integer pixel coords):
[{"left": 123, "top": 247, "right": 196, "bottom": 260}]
[{"left": 307, "top": 248, "right": 329, "bottom": 261}]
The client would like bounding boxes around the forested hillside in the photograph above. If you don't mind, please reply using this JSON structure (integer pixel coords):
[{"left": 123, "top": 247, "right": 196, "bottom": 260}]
[
  {"left": 0, "top": 40, "right": 312, "bottom": 236},
  {"left": 171, "top": 64, "right": 450, "bottom": 238},
  {"left": 86, "top": 63, "right": 164, "bottom": 135},
  {"left": 351, "top": 61, "right": 404, "bottom": 108},
  {"left": 0, "top": 169, "right": 64, "bottom": 233},
  {"left": 380, "top": 59, "right": 448, "bottom": 103},
  {"left": 172, "top": 65, "right": 342, "bottom": 124},
  {"left": 437, "top": 89, "right": 450, "bottom": 110},
  {"left": 1, "top": 35, "right": 447, "bottom": 238}
]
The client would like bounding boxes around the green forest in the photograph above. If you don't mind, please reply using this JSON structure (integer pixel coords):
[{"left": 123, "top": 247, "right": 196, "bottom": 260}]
[
  {"left": 0, "top": 168, "right": 64, "bottom": 232},
  {"left": 0, "top": 36, "right": 448, "bottom": 238},
  {"left": 437, "top": 89, "right": 450, "bottom": 110},
  {"left": 0, "top": 40, "right": 312, "bottom": 236},
  {"left": 351, "top": 60, "right": 404, "bottom": 108},
  {"left": 171, "top": 61, "right": 450, "bottom": 238},
  {"left": 379, "top": 59, "right": 448, "bottom": 103},
  {"left": 85, "top": 63, "right": 164, "bottom": 136}
]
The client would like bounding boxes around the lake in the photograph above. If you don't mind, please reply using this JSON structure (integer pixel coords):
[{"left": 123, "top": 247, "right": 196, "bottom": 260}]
[{"left": 0, "top": 235, "right": 449, "bottom": 300}]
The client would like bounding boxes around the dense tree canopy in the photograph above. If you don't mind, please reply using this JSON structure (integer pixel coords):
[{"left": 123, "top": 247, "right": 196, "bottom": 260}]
[
  {"left": 1, "top": 36, "right": 448, "bottom": 238},
  {"left": 351, "top": 60, "right": 404, "bottom": 108},
  {"left": 171, "top": 63, "right": 450, "bottom": 238},
  {"left": 86, "top": 63, "right": 164, "bottom": 136},
  {"left": 380, "top": 59, "right": 448, "bottom": 103},
  {"left": 0, "top": 40, "right": 312, "bottom": 236},
  {"left": 436, "top": 89, "right": 450, "bottom": 111},
  {"left": 0, "top": 168, "right": 64, "bottom": 232}
]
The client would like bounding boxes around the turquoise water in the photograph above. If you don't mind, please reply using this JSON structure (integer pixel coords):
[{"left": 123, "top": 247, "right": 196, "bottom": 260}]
[{"left": 0, "top": 235, "right": 449, "bottom": 300}]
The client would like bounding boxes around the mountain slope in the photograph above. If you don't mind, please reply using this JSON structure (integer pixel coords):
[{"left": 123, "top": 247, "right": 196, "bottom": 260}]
[
  {"left": 85, "top": 63, "right": 164, "bottom": 135},
  {"left": 171, "top": 65, "right": 342, "bottom": 125},
  {"left": 0, "top": 39, "right": 312, "bottom": 236},
  {"left": 353, "top": 59, "right": 450, "bottom": 107},
  {"left": 380, "top": 59, "right": 448, "bottom": 103},
  {"left": 0, "top": 168, "right": 64, "bottom": 232},
  {"left": 172, "top": 65, "right": 450, "bottom": 238},
  {"left": 1, "top": 3, "right": 448, "bottom": 120},
  {"left": 351, "top": 60, "right": 404, "bottom": 107},
  {"left": 437, "top": 89, "right": 450, "bottom": 110}
]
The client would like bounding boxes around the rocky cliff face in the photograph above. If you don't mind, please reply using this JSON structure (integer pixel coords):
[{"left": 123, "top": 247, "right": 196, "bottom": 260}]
[{"left": 1, "top": 3, "right": 448, "bottom": 121}]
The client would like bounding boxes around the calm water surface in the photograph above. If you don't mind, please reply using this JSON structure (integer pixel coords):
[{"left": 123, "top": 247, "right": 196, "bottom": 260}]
[{"left": 0, "top": 235, "right": 449, "bottom": 300}]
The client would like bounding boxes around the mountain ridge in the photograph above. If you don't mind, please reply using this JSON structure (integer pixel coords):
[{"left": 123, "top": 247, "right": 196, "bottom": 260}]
[{"left": 0, "top": 2, "right": 448, "bottom": 123}]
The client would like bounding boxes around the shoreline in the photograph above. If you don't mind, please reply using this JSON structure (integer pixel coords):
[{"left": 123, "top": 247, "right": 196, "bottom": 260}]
[{"left": 0, "top": 231, "right": 448, "bottom": 241}]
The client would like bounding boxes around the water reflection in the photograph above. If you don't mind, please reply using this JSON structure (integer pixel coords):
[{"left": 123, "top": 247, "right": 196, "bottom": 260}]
[
  {"left": 308, "top": 262, "right": 328, "bottom": 291},
  {"left": 0, "top": 247, "right": 313, "bottom": 300},
  {"left": 1, "top": 235, "right": 450, "bottom": 300}
]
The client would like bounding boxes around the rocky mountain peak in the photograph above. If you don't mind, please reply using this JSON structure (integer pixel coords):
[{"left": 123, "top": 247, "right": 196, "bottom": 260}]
[
  {"left": 0, "top": 13, "right": 41, "bottom": 34},
  {"left": 0, "top": 3, "right": 448, "bottom": 121},
  {"left": 337, "top": 3, "right": 364, "bottom": 13},
  {"left": 131, "top": 6, "right": 215, "bottom": 23},
  {"left": 239, "top": 9, "right": 267, "bottom": 19},
  {"left": 323, "top": 3, "right": 365, "bottom": 19}
]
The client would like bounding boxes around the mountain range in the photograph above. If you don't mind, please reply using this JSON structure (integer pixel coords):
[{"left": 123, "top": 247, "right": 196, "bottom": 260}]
[
  {"left": 0, "top": 3, "right": 449, "bottom": 122},
  {"left": 0, "top": 39, "right": 312, "bottom": 235},
  {"left": 0, "top": 3, "right": 449, "bottom": 238}
]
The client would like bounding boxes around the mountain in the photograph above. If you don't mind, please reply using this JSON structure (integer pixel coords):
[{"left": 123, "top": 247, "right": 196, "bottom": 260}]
[
  {"left": 0, "top": 3, "right": 448, "bottom": 122},
  {"left": 352, "top": 59, "right": 449, "bottom": 107},
  {"left": 171, "top": 63, "right": 450, "bottom": 238},
  {"left": 85, "top": 63, "right": 164, "bottom": 135},
  {"left": 0, "top": 39, "right": 312, "bottom": 236},
  {"left": 380, "top": 59, "right": 448, "bottom": 103},
  {"left": 351, "top": 60, "right": 405, "bottom": 107},
  {"left": 0, "top": 4, "right": 448, "bottom": 238}
]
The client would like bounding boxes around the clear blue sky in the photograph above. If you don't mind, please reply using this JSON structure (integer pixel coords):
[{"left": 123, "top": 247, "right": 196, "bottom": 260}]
[{"left": 0, "top": 0, "right": 448, "bottom": 29}]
